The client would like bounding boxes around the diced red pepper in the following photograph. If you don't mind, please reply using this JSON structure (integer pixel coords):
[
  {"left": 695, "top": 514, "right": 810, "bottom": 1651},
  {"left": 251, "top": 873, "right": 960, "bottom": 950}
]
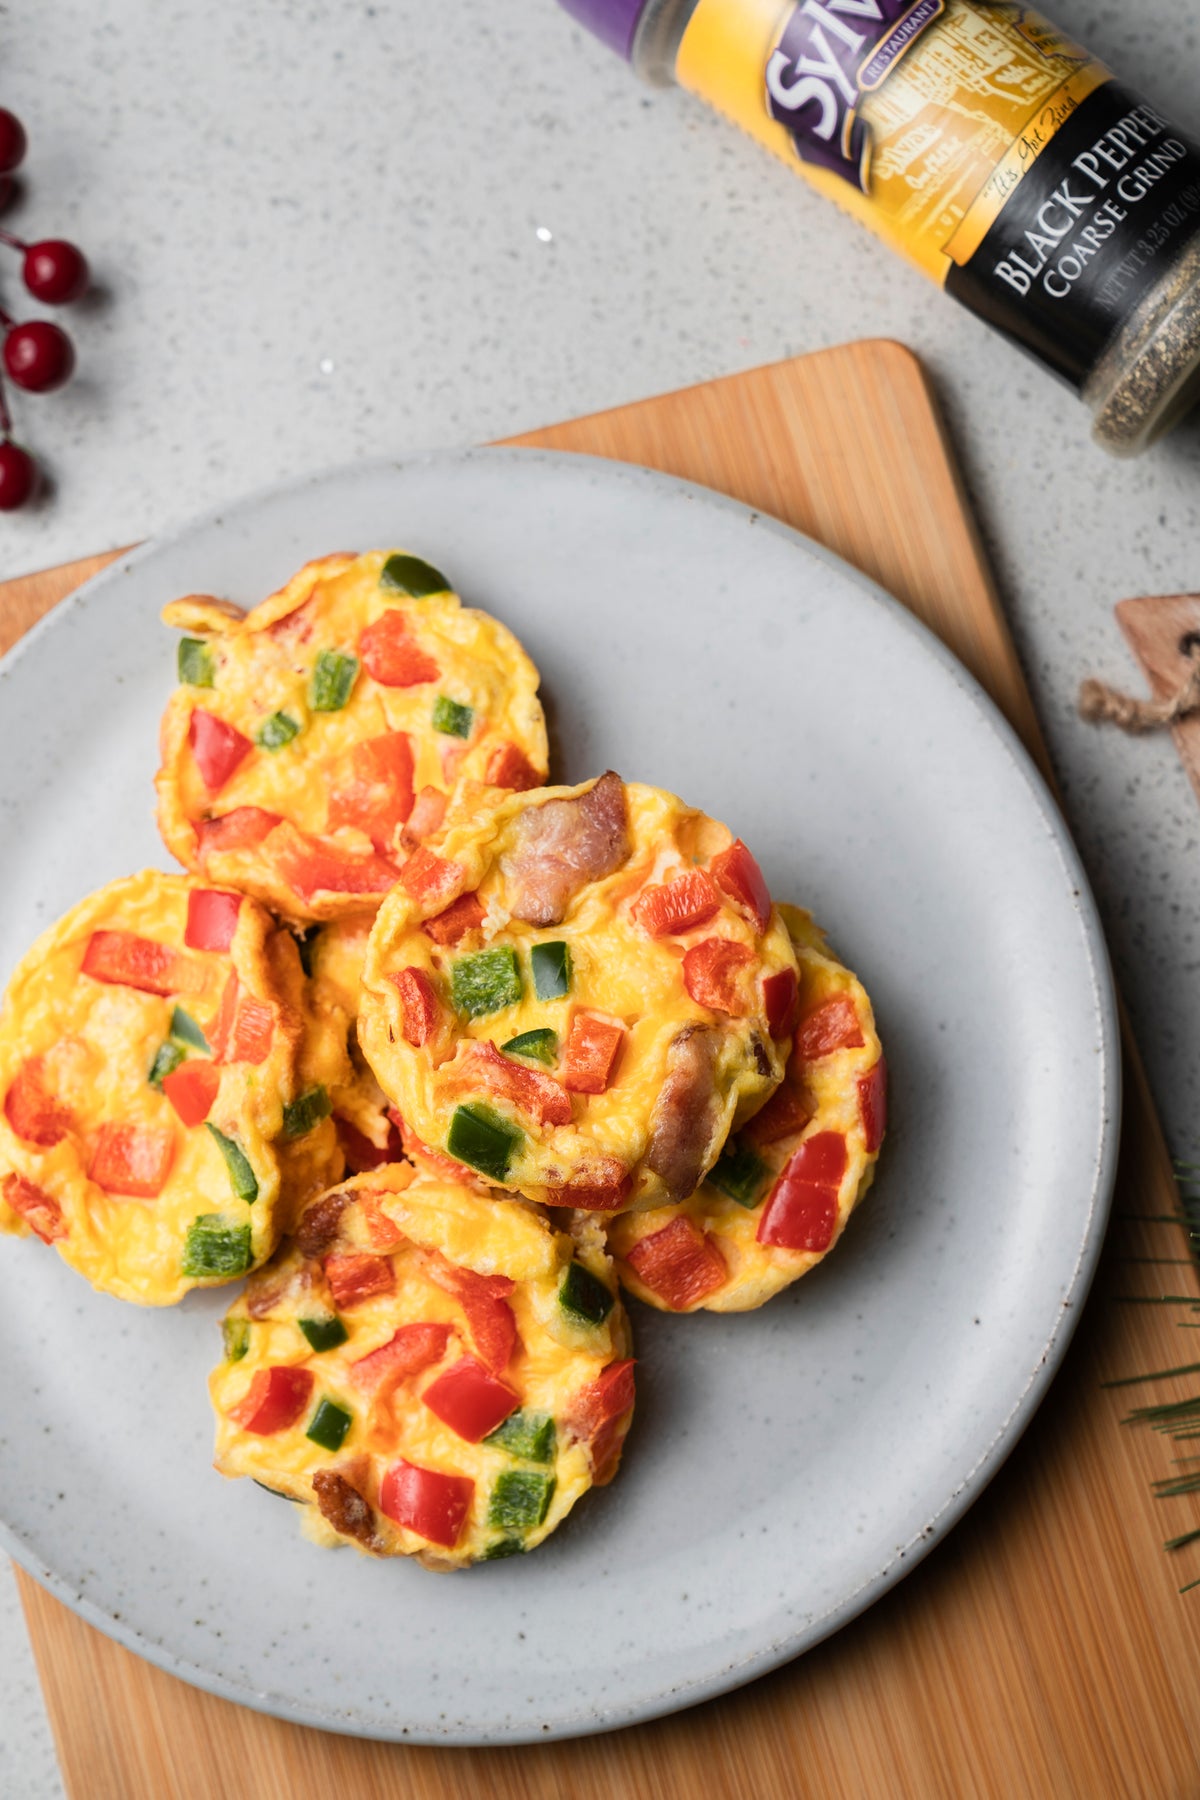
[
  {"left": 485, "top": 741, "right": 542, "bottom": 792},
  {"left": 424, "top": 1255, "right": 518, "bottom": 1374},
  {"left": 625, "top": 1216, "right": 727, "bottom": 1311},
  {"left": 185, "top": 887, "right": 242, "bottom": 952},
  {"left": 564, "top": 1358, "right": 636, "bottom": 1486},
  {"left": 4, "top": 1059, "right": 72, "bottom": 1147},
  {"left": 196, "top": 807, "right": 282, "bottom": 858},
  {"left": 161, "top": 1060, "right": 220, "bottom": 1127},
  {"left": 358, "top": 1190, "right": 408, "bottom": 1249},
  {"left": 762, "top": 966, "right": 800, "bottom": 1039},
  {"left": 452, "top": 1040, "right": 572, "bottom": 1126},
  {"left": 402, "top": 784, "right": 447, "bottom": 849},
  {"left": 325, "top": 1252, "right": 396, "bottom": 1310},
  {"left": 709, "top": 840, "right": 771, "bottom": 934},
  {"left": 440, "top": 740, "right": 468, "bottom": 783},
  {"left": 560, "top": 1013, "right": 624, "bottom": 1095},
  {"left": 421, "top": 1356, "right": 520, "bottom": 1443},
  {"left": 350, "top": 1321, "right": 452, "bottom": 1394},
  {"left": 399, "top": 845, "right": 462, "bottom": 909},
  {"left": 423, "top": 891, "right": 486, "bottom": 947},
  {"left": 326, "top": 732, "right": 415, "bottom": 856},
  {"left": 682, "top": 937, "right": 756, "bottom": 1015},
  {"left": 858, "top": 1057, "right": 888, "bottom": 1154},
  {"left": 359, "top": 610, "right": 441, "bottom": 687},
  {"left": 379, "top": 1458, "right": 473, "bottom": 1549},
  {"left": 389, "top": 967, "right": 441, "bottom": 1048},
  {"left": 631, "top": 870, "right": 721, "bottom": 938},
  {"left": 335, "top": 1113, "right": 403, "bottom": 1174},
  {"left": 3, "top": 1172, "right": 66, "bottom": 1243},
  {"left": 88, "top": 1122, "right": 175, "bottom": 1198},
  {"left": 272, "top": 827, "right": 401, "bottom": 903},
  {"left": 544, "top": 1164, "right": 633, "bottom": 1211},
  {"left": 795, "top": 996, "right": 865, "bottom": 1060},
  {"left": 756, "top": 1132, "right": 848, "bottom": 1253},
  {"left": 228, "top": 1366, "right": 314, "bottom": 1435},
  {"left": 209, "top": 974, "right": 273, "bottom": 1065},
  {"left": 189, "top": 709, "right": 253, "bottom": 794},
  {"left": 742, "top": 1077, "right": 815, "bottom": 1150},
  {"left": 81, "top": 930, "right": 203, "bottom": 997}
]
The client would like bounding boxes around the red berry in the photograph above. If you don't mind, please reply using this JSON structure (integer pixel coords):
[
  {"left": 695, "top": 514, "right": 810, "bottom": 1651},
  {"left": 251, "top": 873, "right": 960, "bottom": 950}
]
[
  {"left": 0, "top": 440, "right": 36, "bottom": 510},
  {"left": 23, "top": 239, "right": 88, "bottom": 305},
  {"left": 0, "top": 111, "right": 26, "bottom": 177},
  {"left": 3, "top": 319, "right": 74, "bottom": 392}
]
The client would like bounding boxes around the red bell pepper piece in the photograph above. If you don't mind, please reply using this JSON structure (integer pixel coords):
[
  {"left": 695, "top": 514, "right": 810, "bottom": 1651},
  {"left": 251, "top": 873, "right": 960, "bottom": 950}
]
[
  {"left": 359, "top": 611, "right": 441, "bottom": 687},
  {"left": 161, "top": 1060, "right": 220, "bottom": 1127},
  {"left": 709, "top": 839, "right": 771, "bottom": 933},
  {"left": 388, "top": 967, "right": 441, "bottom": 1048},
  {"left": 544, "top": 1164, "right": 633, "bottom": 1211},
  {"left": 358, "top": 1190, "right": 408, "bottom": 1249},
  {"left": 326, "top": 732, "right": 415, "bottom": 856},
  {"left": 453, "top": 1040, "right": 572, "bottom": 1126},
  {"left": 858, "top": 1057, "right": 888, "bottom": 1154},
  {"left": 762, "top": 966, "right": 799, "bottom": 1039},
  {"left": 756, "top": 1132, "right": 847, "bottom": 1252},
  {"left": 424, "top": 1256, "right": 518, "bottom": 1374},
  {"left": 560, "top": 1012, "right": 625, "bottom": 1095},
  {"left": 81, "top": 930, "right": 204, "bottom": 997},
  {"left": 625, "top": 1216, "right": 727, "bottom": 1311},
  {"left": 795, "top": 996, "right": 865, "bottom": 1060},
  {"left": 335, "top": 1113, "right": 403, "bottom": 1174},
  {"left": 185, "top": 887, "right": 242, "bottom": 952},
  {"left": 3, "top": 1172, "right": 66, "bottom": 1243},
  {"left": 228, "top": 1366, "right": 313, "bottom": 1435},
  {"left": 350, "top": 1321, "right": 452, "bottom": 1394},
  {"left": 272, "top": 827, "right": 401, "bottom": 903},
  {"left": 196, "top": 807, "right": 282, "bottom": 858},
  {"left": 189, "top": 709, "right": 253, "bottom": 794},
  {"left": 325, "top": 1252, "right": 396, "bottom": 1310},
  {"left": 742, "top": 1078, "right": 815, "bottom": 1151},
  {"left": 421, "top": 1356, "right": 520, "bottom": 1443},
  {"left": 485, "top": 741, "right": 542, "bottom": 792},
  {"left": 564, "top": 1358, "right": 636, "bottom": 1487},
  {"left": 422, "top": 890, "right": 486, "bottom": 946},
  {"left": 379, "top": 1458, "right": 473, "bottom": 1549},
  {"left": 4, "top": 1059, "right": 72, "bottom": 1147},
  {"left": 631, "top": 869, "right": 721, "bottom": 938},
  {"left": 88, "top": 1122, "right": 175, "bottom": 1198},
  {"left": 209, "top": 974, "right": 273, "bottom": 1065},
  {"left": 399, "top": 845, "right": 462, "bottom": 909},
  {"left": 682, "top": 937, "right": 756, "bottom": 1015},
  {"left": 402, "top": 784, "right": 448, "bottom": 850}
]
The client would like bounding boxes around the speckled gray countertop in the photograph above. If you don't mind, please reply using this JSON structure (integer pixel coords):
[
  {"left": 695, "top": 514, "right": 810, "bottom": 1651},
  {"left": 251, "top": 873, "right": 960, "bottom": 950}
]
[{"left": 2, "top": 1, "right": 1199, "bottom": 1791}]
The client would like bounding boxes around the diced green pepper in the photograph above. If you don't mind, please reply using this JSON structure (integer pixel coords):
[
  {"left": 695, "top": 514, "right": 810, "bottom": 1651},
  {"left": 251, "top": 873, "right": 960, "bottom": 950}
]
[
  {"left": 558, "top": 1262, "right": 613, "bottom": 1328},
  {"left": 282, "top": 1085, "right": 332, "bottom": 1141},
  {"left": 222, "top": 1317, "right": 251, "bottom": 1363},
  {"left": 298, "top": 1315, "right": 348, "bottom": 1354},
  {"left": 530, "top": 941, "right": 572, "bottom": 1001},
  {"left": 488, "top": 1471, "right": 555, "bottom": 1532},
  {"left": 482, "top": 1537, "right": 526, "bottom": 1561},
  {"left": 182, "top": 1216, "right": 253, "bottom": 1279},
  {"left": 446, "top": 1103, "right": 522, "bottom": 1182},
  {"left": 205, "top": 1124, "right": 259, "bottom": 1203},
  {"left": 451, "top": 947, "right": 522, "bottom": 1019},
  {"left": 306, "top": 1398, "right": 353, "bottom": 1453},
  {"left": 707, "top": 1139, "right": 769, "bottom": 1209},
  {"left": 178, "top": 637, "right": 215, "bottom": 688},
  {"left": 380, "top": 553, "right": 450, "bottom": 598},
  {"left": 149, "top": 1040, "right": 185, "bottom": 1088},
  {"left": 485, "top": 1409, "right": 556, "bottom": 1464},
  {"left": 256, "top": 711, "right": 300, "bottom": 751},
  {"left": 501, "top": 1028, "right": 558, "bottom": 1066},
  {"left": 309, "top": 649, "right": 359, "bottom": 713},
  {"left": 432, "top": 695, "right": 473, "bottom": 739},
  {"left": 170, "top": 1006, "right": 209, "bottom": 1051}
]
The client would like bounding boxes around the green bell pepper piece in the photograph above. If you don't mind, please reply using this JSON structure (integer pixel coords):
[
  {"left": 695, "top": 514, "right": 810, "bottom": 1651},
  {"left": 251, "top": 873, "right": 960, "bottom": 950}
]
[
  {"left": 558, "top": 1261, "right": 613, "bottom": 1328},
  {"left": 205, "top": 1124, "right": 259, "bottom": 1203},
  {"left": 451, "top": 947, "right": 522, "bottom": 1019},
  {"left": 309, "top": 649, "right": 359, "bottom": 712},
  {"left": 306, "top": 1398, "right": 353, "bottom": 1453},
  {"left": 530, "top": 941, "right": 572, "bottom": 1001},
  {"left": 169, "top": 1006, "right": 209, "bottom": 1051},
  {"left": 707, "top": 1139, "right": 769, "bottom": 1209},
  {"left": 484, "top": 1409, "right": 556, "bottom": 1464},
  {"left": 446, "top": 1103, "right": 522, "bottom": 1182},
  {"left": 183, "top": 1216, "right": 253, "bottom": 1278},
  {"left": 481, "top": 1537, "right": 526, "bottom": 1561},
  {"left": 432, "top": 694, "right": 474, "bottom": 739},
  {"left": 256, "top": 711, "right": 300, "bottom": 751},
  {"left": 222, "top": 1316, "right": 251, "bottom": 1362},
  {"left": 282, "top": 1085, "right": 332, "bottom": 1141},
  {"left": 380, "top": 552, "right": 450, "bottom": 598},
  {"left": 178, "top": 637, "right": 215, "bottom": 688},
  {"left": 298, "top": 1315, "right": 348, "bottom": 1354},
  {"left": 488, "top": 1470, "right": 555, "bottom": 1531},
  {"left": 501, "top": 1028, "right": 558, "bottom": 1066},
  {"left": 149, "top": 1040, "right": 185, "bottom": 1088}
]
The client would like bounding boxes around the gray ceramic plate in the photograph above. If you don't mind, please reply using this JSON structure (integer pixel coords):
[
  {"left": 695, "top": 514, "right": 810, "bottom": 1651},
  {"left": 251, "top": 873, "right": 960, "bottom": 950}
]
[{"left": 0, "top": 449, "right": 1119, "bottom": 1744}]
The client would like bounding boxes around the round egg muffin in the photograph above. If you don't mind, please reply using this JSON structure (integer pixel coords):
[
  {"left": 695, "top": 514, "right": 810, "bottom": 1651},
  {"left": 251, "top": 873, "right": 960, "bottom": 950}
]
[
  {"left": 0, "top": 872, "right": 307, "bottom": 1304},
  {"left": 210, "top": 1162, "right": 636, "bottom": 1568},
  {"left": 607, "top": 905, "right": 885, "bottom": 1312},
  {"left": 359, "top": 774, "right": 799, "bottom": 1212},
  {"left": 156, "top": 550, "right": 549, "bottom": 922}
]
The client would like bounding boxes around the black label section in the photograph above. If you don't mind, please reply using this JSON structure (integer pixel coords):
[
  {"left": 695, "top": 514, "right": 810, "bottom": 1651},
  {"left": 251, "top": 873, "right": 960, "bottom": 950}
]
[{"left": 945, "top": 83, "right": 1200, "bottom": 391}]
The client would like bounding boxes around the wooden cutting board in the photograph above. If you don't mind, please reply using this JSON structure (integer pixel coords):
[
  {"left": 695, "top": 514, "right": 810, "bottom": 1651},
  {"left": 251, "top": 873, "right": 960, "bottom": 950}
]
[{"left": 6, "top": 340, "right": 1200, "bottom": 1799}]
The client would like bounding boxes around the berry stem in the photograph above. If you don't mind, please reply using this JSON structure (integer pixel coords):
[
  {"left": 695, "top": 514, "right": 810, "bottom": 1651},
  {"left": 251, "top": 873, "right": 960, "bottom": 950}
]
[
  {"left": 0, "top": 369, "right": 14, "bottom": 440},
  {"left": 0, "top": 304, "right": 14, "bottom": 332},
  {"left": 0, "top": 229, "right": 25, "bottom": 253}
]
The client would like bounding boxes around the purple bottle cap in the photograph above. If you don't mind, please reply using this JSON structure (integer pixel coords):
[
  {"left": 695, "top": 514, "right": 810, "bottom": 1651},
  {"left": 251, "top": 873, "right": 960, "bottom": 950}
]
[{"left": 556, "top": 0, "right": 650, "bottom": 60}]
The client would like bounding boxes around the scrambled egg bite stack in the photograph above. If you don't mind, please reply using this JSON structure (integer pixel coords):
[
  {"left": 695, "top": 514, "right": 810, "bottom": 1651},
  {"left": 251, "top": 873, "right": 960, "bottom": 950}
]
[
  {"left": 0, "top": 872, "right": 315, "bottom": 1304},
  {"left": 156, "top": 550, "right": 549, "bottom": 923},
  {"left": 608, "top": 907, "right": 886, "bottom": 1312},
  {"left": 359, "top": 774, "right": 800, "bottom": 1213},
  {"left": 211, "top": 1162, "right": 635, "bottom": 1568}
]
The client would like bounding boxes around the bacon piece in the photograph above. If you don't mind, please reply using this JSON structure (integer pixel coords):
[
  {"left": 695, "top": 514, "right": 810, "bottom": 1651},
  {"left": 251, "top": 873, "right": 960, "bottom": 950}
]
[
  {"left": 486, "top": 741, "right": 543, "bottom": 792},
  {"left": 311, "top": 1468, "right": 387, "bottom": 1553},
  {"left": 4, "top": 1058, "right": 72, "bottom": 1147},
  {"left": 644, "top": 1025, "right": 722, "bottom": 1203},
  {"left": 3, "top": 1172, "right": 66, "bottom": 1243},
  {"left": 350, "top": 1322, "right": 452, "bottom": 1395},
  {"left": 197, "top": 807, "right": 282, "bottom": 858},
  {"left": 795, "top": 996, "right": 864, "bottom": 1060},
  {"left": 422, "top": 891, "right": 486, "bottom": 947},
  {"left": 626, "top": 1216, "right": 727, "bottom": 1311},
  {"left": 246, "top": 1261, "right": 315, "bottom": 1319},
  {"left": 401, "top": 785, "right": 447, "bottom": 850},
  {"left": 326, "top": 732, "right": 415, "bottom": 856},
  {"left": 294, "top": 1189, "right": 351, "bottom": 1258},
  {"left": 446, "top": 1040, "right": 572, "bottom": 1127},
  {"left": 500, "top": 771, "right": 630, "bottom": 927},
  {"left": 682, "top": 937, "right": 755, "bottom": 1015}
]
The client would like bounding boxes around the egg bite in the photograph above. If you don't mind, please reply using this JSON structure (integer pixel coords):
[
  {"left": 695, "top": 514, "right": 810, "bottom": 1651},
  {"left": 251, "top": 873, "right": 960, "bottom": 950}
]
[
  {"left": 358, "top": 774, "right": 799, "bottom": 1213},
  {"left": 0, "top": 872, "right": 308, "bottom": 1305},
  {"left": 607, "top": 905, "right": 886, "bottom": 1313},
  {"left": 155, "top": 550, "right": 549, "bottom": 923},
  {"left": 301, "top": 913, "right": 405, "bottom": 1176},
  {"left": 210, "top": 1162, "right": 635, "bottom": 1569}
]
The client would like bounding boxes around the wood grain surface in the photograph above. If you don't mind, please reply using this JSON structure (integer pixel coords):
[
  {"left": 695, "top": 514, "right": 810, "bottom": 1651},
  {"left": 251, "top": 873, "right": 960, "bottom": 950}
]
[
  {"left": 6, "top": 340, "right": 1200, "bottom": 1799},
  {"left": 1116, "top": 592, "right": 1200, "bottom": 808}
]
